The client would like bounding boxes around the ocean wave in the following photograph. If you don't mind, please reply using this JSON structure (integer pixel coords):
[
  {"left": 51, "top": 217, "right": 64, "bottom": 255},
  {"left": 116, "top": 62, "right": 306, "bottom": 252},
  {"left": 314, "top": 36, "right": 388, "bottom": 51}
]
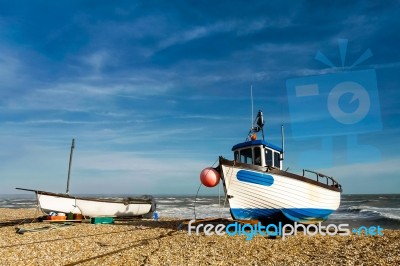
[
  {"left": 329, "top": 213, "right": 361, "bottom": 219},
  {"left": 341, "top": 206, "right": 400, "bottom": 222},
  {"left": 158, "top": 206, "right": 231, "bottom": 219},
  {"left": 156, "top": 200, "right": 185, "bottom": 204},
  {"left": 359, "top": 207, "right": 400, "bottom": 221},
  {"left": 378, "top": 212, "right": 400, "bottom": 221},
  {"left": 194, "top": 199, "right": 215, "bottom": 203},
  {"left": 341, "top": 200, "right": 378, "bottom": 204}
]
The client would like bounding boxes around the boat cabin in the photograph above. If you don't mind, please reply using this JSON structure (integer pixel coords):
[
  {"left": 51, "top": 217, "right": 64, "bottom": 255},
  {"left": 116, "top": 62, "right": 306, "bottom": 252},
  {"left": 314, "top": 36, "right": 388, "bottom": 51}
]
[{"left": 232, "top": 140, "right": 283, "bottom": 170}]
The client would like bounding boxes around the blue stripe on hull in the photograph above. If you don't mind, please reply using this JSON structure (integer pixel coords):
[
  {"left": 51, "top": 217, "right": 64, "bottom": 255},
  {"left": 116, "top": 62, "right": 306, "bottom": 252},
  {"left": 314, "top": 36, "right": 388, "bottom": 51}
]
[
  {"left": 231, "top": 208, "right": 334, "bottom": 223},
  {"left": 236, "top": 170, "right": 274, "bottom": 186}
]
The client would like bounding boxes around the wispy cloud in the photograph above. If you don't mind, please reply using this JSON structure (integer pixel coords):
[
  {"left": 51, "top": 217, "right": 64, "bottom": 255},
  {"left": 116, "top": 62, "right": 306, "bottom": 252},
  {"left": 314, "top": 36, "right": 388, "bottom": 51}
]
[{"left": 319, "top": 157, "right": 400, "bottom": 194}]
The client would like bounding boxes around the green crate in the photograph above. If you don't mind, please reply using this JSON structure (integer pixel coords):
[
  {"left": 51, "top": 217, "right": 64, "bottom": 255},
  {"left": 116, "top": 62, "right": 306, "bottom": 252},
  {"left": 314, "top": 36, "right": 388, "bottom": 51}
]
[{"left": 91, "top": 217, "right": 114, "bottom": 224}]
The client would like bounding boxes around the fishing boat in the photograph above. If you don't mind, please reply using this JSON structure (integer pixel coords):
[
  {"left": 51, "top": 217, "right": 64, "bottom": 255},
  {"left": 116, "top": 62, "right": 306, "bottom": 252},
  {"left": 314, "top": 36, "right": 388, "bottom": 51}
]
[
  {"left": 200, "top": 111, "right": 342, "bottom": 224},
  {"left": 16, "top": 139, "right": 156, "bottom": 218}
]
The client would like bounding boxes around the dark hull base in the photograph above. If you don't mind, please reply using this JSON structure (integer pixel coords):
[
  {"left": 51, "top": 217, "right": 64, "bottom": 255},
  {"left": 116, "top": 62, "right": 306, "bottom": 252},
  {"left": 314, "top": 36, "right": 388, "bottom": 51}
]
[{"left": 230, "top": 207, "right": 334, "bottom": 225}]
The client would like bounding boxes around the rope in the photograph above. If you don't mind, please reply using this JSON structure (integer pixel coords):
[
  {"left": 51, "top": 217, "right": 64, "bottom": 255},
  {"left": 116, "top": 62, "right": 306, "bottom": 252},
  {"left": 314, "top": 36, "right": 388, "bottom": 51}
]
[
  {"left": 193, "top": 184, "right": 202, "bottom": 221},
  {"left": 64, "top": 230, "right": 177, "bottom": 266},
  {"left": 72, "top": 197, "right": 87, "bottom": 219},
  {"left": 15, "top": 191, "right": 45, "bottom": 227},
  {"left": 218, "top": 177, "right": 221, "bottom": 216},
  {"left": 219, "top": 160, "right": 235, "bottom": 218},
  {"left": 193, "top": 157, "right": 219, "bottom": 221},
  {"left": 15, "top": 223, "right": 74, "bottom": 234}
]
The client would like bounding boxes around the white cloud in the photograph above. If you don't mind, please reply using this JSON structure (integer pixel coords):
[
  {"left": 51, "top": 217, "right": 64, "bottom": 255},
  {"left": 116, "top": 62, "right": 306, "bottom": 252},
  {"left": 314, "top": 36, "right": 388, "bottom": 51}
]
[
  {"left": 83, "top": 50, "right": 111, "bottom": 73},
  {"left": 157, "top": 21, "right": 235, "bottom": 50},
  {"left": 0, "top": 52, "right": 23, "bottom": 87},
  {"left": 322, "top": 157, "right": 400, "bottom": 178},
  {"left": 1, "top": 135, "right": 216, "bottom": 194},
  {"left": 236, "top": 17, "right": 292, "bottom": 35},
  {"left": 319, "top": 157, "right": 400, "bottom": 194},
  {"left": 157, "top": 17, "right": 294, "bottom": 51}
]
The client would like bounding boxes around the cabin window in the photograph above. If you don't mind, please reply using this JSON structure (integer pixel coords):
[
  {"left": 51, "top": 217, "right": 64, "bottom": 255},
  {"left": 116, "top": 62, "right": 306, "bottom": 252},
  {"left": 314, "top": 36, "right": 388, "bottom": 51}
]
[
  {"left": 240, "top": 148, "right": 253, "bottom": 164},
  {"left": 265, "top": 149, "right": 273, "bottom": 166},
  {"left": 274, "top": 152, "right": 280, "bottom": 168},
  {"left": 254, "top": 147, "right": 261, "bottom": 166}
]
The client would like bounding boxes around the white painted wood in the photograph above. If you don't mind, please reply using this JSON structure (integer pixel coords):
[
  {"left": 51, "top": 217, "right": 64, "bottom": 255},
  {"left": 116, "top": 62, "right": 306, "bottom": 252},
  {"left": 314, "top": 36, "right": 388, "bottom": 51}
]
[
  {"left": 37, "top": 193, "right": 153, "bottom": 217},
  {"left": 221, "top": 165, "right": 341, "bottom": 211}
]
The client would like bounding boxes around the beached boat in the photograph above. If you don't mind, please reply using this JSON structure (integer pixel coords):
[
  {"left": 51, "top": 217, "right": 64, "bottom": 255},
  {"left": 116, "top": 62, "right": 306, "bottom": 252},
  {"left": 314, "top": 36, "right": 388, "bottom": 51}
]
[
  {"left": 16, "top": 188, "right": 155, "bottom": 217},
  {"left": 16, "top": 139, "right": 156, "bottom": 218},
  {"left": 201, "top": 111, "right": 342, "bottom": 224}
]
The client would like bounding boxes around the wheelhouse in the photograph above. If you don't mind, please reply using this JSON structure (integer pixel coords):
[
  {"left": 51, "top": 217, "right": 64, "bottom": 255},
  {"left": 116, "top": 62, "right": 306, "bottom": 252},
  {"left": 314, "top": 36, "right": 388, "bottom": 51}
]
[{"left": 232, "top": 140, "right": 283, "bottom": 170}]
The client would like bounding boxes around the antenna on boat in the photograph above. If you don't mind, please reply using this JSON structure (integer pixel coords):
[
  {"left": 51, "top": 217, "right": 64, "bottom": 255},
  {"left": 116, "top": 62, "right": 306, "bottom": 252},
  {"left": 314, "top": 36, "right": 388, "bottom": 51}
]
[
  {"left": 66, "top": 138, "right": 75, "bottom": 194},
  {"left": 281, "top": 125, "right": 285, "bottom": 161},
  {"left": 251, "top": 85, "right": 253, "bottom": 129},
  {"left": 246, "top": 87, "right": 266, "bottom": 141}
]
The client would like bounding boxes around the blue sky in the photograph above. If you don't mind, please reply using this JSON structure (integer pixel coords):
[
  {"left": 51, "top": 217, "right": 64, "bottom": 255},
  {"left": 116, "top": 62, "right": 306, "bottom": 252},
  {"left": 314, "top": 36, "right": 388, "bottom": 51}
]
[{"left": 1, "top": 1, "right": 399, "bottom": 195}]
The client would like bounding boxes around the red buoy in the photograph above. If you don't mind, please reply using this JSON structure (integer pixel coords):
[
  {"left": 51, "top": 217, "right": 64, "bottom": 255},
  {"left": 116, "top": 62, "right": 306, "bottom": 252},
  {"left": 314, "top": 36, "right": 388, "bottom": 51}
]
[{"left": 200, "top": 168, "right": 220, "bottom": 187}]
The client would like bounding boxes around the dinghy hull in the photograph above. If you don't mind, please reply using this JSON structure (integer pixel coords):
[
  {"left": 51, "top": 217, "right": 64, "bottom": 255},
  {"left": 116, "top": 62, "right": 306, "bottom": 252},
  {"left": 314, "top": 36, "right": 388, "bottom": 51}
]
[{"left": 17, "top": 188, "right": 155, "bottom": 218}]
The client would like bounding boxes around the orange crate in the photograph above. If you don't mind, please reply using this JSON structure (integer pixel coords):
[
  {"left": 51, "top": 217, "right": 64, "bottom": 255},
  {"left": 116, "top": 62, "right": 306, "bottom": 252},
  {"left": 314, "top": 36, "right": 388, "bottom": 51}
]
[
  {"left": 47, "top": 215, "right": 67, "bottom": 221},
  {"left": 73, "top": 214, "right": 83, "bottom": 220}
]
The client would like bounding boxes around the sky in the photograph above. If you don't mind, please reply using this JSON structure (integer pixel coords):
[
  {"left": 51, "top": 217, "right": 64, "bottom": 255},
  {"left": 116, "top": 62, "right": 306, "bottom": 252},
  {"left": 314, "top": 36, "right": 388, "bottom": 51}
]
[{"left": 0, "top": 1, "right": 399, "bottom": 195}]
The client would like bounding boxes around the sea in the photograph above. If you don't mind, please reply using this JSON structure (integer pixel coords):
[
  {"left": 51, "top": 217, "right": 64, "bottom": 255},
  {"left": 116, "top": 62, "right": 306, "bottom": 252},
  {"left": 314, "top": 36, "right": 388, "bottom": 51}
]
[{"left": 1, "top": 194, "right": 399, "bottom": 230}]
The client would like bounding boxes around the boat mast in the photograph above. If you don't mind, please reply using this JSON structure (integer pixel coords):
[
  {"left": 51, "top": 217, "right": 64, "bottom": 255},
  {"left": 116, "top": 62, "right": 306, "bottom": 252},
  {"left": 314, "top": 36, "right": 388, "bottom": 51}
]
[
  {"left": 66, "top": 139, "right": 75, "bottom": 194},
  {"left": 281, "top": 125, "right": 285, "bottom": 161},
  {"left": 250, "top": 85, "right": 253, "bottom": 130}
]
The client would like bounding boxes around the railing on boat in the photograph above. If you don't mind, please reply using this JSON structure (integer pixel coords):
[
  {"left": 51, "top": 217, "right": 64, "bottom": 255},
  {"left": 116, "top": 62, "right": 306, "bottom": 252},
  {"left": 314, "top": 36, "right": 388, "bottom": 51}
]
[{"left": 302, "top": 169, "right": 342, "bottom": 189}]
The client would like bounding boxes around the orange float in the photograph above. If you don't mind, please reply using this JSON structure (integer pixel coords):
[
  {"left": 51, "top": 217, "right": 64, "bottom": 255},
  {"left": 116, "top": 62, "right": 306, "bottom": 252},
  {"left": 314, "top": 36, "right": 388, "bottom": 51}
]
[{"left": 200, "top": 168, "right": 220, "bottom": 187}]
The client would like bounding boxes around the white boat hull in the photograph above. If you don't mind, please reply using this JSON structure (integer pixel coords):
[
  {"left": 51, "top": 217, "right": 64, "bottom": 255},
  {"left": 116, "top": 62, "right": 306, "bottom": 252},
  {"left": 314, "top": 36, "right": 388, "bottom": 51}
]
[
  {"left": 18, "top": 189, "right": 155, "bottom": 217},
  {"left": 220, "top": 160, "right": 341, "bottom": 223}
]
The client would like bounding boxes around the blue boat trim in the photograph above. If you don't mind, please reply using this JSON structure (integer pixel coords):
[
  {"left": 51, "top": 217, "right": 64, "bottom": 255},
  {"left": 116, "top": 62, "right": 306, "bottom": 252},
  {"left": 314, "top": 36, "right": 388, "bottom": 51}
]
[
  {"left": 236, "top": 170, "right": 274, "bottom": 186},
  {"left": 231, "top": 208, "right": 334, "bottom": 223},
  {"left": 232, "top": 140, "right": 283, "bottom": 153}
]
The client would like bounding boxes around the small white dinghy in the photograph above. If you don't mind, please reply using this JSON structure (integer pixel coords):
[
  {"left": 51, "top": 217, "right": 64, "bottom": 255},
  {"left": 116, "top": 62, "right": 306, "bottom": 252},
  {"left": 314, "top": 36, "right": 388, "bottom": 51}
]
[
  {"left": 16, "top": 188, "right": 155, "bottom": 217},
  {"left": 16, "top": 139, "right": 156, "bottom": 218}
]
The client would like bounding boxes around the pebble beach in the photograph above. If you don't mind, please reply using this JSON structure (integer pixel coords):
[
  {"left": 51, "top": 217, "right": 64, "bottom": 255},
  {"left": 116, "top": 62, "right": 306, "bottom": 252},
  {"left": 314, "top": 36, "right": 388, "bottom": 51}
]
[{"left": 0, "top": 208, "right": 399, "bottom": 266}]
